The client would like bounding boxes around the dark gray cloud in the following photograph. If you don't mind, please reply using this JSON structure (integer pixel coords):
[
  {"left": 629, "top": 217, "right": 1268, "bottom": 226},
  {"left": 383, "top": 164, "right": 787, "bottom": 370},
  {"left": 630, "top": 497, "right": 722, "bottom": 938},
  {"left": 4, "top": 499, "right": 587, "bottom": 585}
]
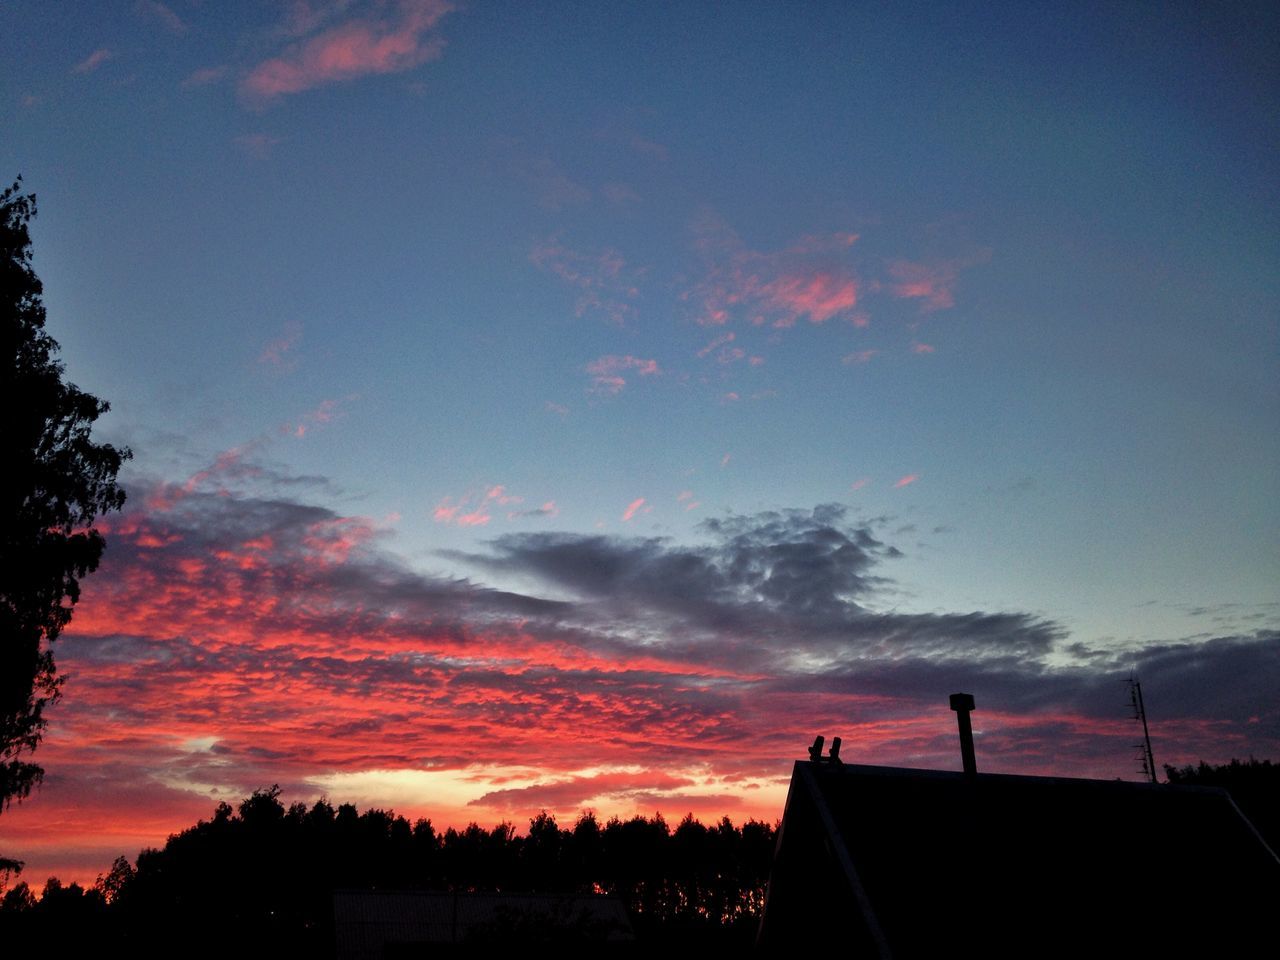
[{"left": 452, "top": 505, "right": 1061, "bottom": 666}]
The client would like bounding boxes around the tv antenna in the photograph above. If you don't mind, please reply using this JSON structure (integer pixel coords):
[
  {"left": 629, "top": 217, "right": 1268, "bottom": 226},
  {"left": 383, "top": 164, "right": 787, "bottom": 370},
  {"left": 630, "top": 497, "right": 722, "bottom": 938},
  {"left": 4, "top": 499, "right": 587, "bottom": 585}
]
[{"left": 1125, "top": 675, "right": 1157, "bottom": 783}]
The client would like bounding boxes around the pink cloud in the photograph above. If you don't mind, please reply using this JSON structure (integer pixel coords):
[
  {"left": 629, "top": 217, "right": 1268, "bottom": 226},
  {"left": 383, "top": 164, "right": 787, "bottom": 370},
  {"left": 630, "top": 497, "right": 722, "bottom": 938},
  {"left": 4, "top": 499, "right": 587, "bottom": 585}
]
[
  {"left": 761, "top": 272, "right": 859, "bottom": 326},
  {"left": 184, "top": 65, "right": 228, "bottom": 88},
  {"left": 143, "top": 443, "right": 265, "bottom": 512},
  {"left": 894, "top": 474, "right": 920, "bottom": 488},
  {"left": 720, "top": 453, "right": 731, "bottom": 468},
  {"left": 887, "top": 249, "right": 990, "bottom": 313},
  {"left": 851, "top": 478, "right": 870, "bottom": 491},
  {"left": 531, "top": 237, "right": 640, "bottom": 325},
  {"left": 138, "top": 1, "right": 187, "bottom": 33},
  {"left": 434, "top": 485, "right": 527, "bottom": 526},
  {"left": 842, "top": 349, "right": 877, "bottom": 365},
  {"left": 486, "top": 485, "right": 521, "bottom": 506},
  {"left": 696, "top": 331, "right": 735, "bottom": 358},
  {"left": 911, "top": 341, "right": 936, "bottom": 354},
  {"left": 888, "top": 259, "right": 957, "bottom": 310},
  {"left": 73, "top": 48, "right": 114, "bottom": 74},
  {"left": 585, "top": 355, "right": 660, "bottom": 395},
  {"left": 621, "top": 497, "right": 646, "bottom": 522},
  {"left": 286, "top": 396, "right": 351, "bottom": 438},
  {"left": 685, "top": 215, "right": 863, "bottom": 329},
  {"left": 257, "top": 323, "right": 302, "bottom": 365},
  {"left": 544, "top": 401, "right": 569, "bottom": 416},
  {"left": 696, "top": 331, "right": 749, "bottom": 365},
  {"left": 243, "top": 0, "right": 453, "bottom": 102},
  {"left": 432, "top": 498, "right": 461, "bottom": 523}
]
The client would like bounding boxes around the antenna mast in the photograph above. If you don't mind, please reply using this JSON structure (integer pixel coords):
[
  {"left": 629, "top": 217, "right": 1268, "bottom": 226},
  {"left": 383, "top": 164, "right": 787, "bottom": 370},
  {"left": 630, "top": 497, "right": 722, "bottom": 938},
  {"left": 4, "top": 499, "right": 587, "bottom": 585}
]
[{"left": 1126, "top": 675, "right": 1157, "bottom": 784}]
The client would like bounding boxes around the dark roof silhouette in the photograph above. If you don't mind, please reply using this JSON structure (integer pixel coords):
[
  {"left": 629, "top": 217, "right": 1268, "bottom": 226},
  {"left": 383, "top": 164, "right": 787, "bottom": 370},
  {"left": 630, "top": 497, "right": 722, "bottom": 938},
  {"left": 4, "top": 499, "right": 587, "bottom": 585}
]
[{"left": 759, "top": 760, "right": 1280, "bottom": 956}]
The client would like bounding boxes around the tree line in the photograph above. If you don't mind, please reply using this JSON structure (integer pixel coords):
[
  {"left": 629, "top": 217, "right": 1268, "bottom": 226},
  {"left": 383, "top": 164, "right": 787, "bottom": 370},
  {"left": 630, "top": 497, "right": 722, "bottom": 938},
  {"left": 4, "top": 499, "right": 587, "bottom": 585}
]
[{"left": 0, "top": 787, "right": 777, "bottom": 951}]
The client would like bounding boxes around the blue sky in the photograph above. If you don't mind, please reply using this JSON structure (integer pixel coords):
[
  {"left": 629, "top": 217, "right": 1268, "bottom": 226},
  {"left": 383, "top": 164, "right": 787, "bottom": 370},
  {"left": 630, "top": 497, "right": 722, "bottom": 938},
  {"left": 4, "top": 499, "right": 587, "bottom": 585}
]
[{"left": 2, "top": 0, "right": 1277, "bottom": 883}]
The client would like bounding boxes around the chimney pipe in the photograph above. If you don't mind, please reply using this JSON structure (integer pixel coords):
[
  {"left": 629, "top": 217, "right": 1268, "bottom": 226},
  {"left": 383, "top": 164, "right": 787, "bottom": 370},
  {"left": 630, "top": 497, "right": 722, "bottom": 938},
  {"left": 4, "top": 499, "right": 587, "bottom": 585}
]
[{"left": 949, "top": 693, "right": 977, "bottom": 776}]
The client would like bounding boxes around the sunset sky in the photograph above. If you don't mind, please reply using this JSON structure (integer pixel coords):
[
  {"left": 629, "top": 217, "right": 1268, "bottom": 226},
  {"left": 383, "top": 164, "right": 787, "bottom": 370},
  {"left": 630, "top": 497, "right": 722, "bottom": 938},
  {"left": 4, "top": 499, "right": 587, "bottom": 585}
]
[{"left": 2, "top": 1, "right": 1277, "bottom": 886}]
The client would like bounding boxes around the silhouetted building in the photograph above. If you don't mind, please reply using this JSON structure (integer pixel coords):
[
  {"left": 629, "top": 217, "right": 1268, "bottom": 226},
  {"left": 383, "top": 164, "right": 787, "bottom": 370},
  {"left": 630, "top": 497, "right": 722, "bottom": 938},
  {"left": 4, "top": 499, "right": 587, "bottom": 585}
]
[
  {"left": 759, "top": 759, "right": 1280, "bottom": 955},
  {"left": 334, "top": 890, "right": 632, "bottom": 956}
]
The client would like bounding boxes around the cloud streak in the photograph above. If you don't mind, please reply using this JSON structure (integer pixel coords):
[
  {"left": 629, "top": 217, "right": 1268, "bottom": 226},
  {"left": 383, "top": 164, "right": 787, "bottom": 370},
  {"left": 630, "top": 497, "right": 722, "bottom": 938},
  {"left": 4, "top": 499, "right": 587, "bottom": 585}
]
[
  {"left": 243, "top": 0, "right": 453, "bottom": 102},
  {"left": 585, "top": 355, "right": 660, "bottom": 395},
  {"left": 73, "top": 48, "right": 114, "bottom": 74}
]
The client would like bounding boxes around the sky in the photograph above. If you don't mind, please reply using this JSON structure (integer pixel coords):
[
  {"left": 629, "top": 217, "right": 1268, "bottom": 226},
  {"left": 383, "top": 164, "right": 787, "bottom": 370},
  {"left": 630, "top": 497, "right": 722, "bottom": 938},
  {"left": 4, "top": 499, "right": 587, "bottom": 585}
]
[{"left": 2, "top": 0, "right": 1277, "bottom": 886}]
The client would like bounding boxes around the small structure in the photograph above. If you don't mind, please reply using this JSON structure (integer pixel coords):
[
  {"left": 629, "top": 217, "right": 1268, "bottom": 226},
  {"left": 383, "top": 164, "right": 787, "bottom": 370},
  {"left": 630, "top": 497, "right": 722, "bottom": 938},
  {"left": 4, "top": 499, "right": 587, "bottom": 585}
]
[
  {"left": 759, "top": 697, "right": 1280, "bottom": 955},
  {"left": 334, "top": 890, "right": 633, "bottom": 957}
]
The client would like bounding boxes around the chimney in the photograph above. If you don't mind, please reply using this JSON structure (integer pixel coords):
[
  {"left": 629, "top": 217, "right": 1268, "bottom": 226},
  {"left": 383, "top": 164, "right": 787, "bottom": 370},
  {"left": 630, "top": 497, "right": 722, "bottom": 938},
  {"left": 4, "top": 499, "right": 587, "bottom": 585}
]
[{"left": 949, "top": 693, "right": 977, "bottom": 776}]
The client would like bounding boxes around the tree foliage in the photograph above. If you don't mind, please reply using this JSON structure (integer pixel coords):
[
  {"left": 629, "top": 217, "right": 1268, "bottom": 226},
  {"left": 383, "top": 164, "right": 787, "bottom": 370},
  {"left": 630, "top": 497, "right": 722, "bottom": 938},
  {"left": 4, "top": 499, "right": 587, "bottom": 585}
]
[
  {"left": 1, "top": 178, "right": 130, "bottom": 814},
  {"left": 1164, "top": 756, "right": 1279, "bottom": 853},
  {"left": 0, "top": 789, "right": 778, "bottom": 951}
]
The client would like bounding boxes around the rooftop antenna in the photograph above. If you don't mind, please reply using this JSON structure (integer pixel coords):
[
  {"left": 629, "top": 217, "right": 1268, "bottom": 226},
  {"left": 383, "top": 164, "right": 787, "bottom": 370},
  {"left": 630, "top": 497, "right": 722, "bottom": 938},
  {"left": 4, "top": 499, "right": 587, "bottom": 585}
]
[{"left": 1126, "top": 675, "right": 1158, "bottom": 784}]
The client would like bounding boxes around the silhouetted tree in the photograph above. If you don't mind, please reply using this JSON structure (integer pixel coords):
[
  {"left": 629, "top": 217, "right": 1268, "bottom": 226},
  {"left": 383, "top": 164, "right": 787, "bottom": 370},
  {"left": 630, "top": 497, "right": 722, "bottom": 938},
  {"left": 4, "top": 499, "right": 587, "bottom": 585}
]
[
  {"left": 0, "top": 789, "right": 777, "bottom": 952},
  {"left": 1, "top": 178, "right": 130, "bottom": 844},
  {"left": 1165, "top": 757, "right": 1279, "bottom": 852}
]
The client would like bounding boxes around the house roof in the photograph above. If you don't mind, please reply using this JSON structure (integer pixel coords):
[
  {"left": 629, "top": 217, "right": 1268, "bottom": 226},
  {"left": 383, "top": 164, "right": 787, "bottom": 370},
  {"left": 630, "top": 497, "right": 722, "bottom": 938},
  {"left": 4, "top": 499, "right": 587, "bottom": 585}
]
[{"left": 760, "top": 760, "right": 1280, "bottom": 955}]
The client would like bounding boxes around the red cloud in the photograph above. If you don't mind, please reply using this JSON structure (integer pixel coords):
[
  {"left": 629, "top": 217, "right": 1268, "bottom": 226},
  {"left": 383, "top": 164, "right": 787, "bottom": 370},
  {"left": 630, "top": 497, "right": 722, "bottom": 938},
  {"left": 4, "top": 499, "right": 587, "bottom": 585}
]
[
  {"left": 4, "top": 470, "right": 1274, "bottom": 890},
  {"left": 243, "top": 0, "right": 453, "bottom": 101},
  {"left": 621, "top": 497, "right": 646, "bottom": 522},
  {"left": 894, "top": 474, "right": 920, "bottom": 488}
]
